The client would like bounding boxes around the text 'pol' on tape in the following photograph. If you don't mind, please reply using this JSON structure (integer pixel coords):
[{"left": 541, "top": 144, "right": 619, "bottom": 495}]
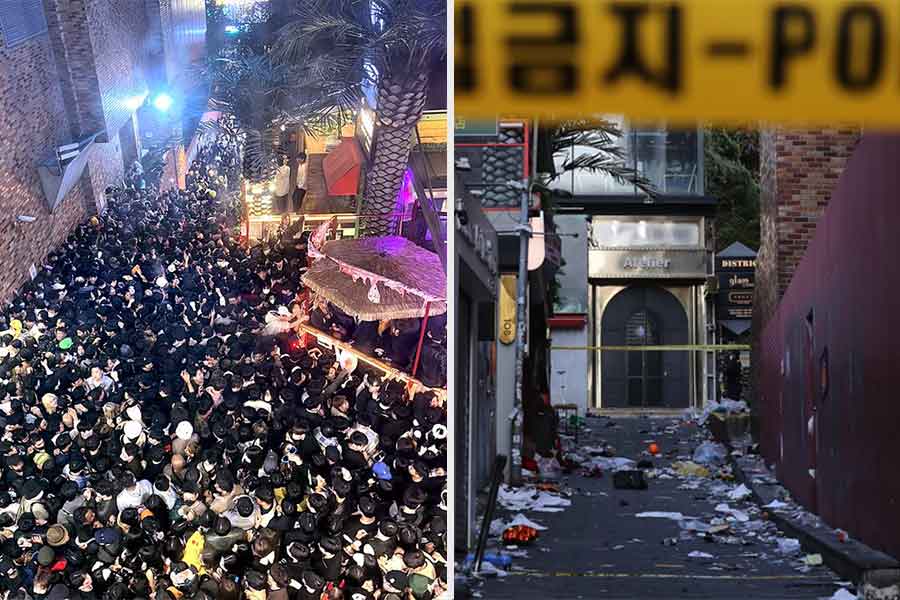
[{"left": 456, "top": 0, "right": 900, "bottom": 126}]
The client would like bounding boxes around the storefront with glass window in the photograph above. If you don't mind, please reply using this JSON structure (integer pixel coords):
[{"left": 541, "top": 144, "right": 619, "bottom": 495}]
[{"left": 588, "top": 215, "right": 715, "bottom": 410}]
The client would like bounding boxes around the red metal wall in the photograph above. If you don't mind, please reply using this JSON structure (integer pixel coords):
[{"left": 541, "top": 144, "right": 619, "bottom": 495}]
[{"left": 759, "top": 134, "right": 900, "bottom": 560}]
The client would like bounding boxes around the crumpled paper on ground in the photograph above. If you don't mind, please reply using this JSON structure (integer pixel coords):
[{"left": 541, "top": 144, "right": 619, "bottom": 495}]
[
  {"left": 715, "top": 503, "right": 750, "bottom": 522},
  {"left": 727, "top": 484, "right": 752, "bottom": 501},
  {"left": 777, "top": 537, "right": 801, "bottom": 554},
  {"left": 497, "top": 485, "right": 572, "bottom": 513},
  {"left": 636, "top": 511, "right": 696, "bottom": 521},
  {"left": 588, "top": 457, "right": 636, "bottom": 472},
  {"left": 503, "top": 513, "right": 547, "bottom": 531}
]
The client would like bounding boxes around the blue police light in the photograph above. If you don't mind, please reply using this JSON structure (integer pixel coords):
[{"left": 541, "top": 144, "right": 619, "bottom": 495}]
[{"left": 152, "top": 93, "right": 174, "bottom": 112}]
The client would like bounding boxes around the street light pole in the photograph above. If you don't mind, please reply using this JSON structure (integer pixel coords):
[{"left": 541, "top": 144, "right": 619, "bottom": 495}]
[{"left": 509, "top": 177, "right": 530, "bottom": 486}]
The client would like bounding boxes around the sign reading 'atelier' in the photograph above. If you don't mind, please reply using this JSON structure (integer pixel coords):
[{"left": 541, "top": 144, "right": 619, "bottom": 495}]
[{"left": 623, "top": 256, "right": 671, "bottom": 270}]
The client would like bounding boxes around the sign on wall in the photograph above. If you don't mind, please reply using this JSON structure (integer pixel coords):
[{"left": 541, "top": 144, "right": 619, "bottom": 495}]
[
  {"left": 716, "top": 250, "right": 757, "bottom": 321},
  {"left": 499, "top": 274, "right": 517, "bottom": 344},
  {"left": 589, "top": 248, "right": 708, "bottom": 279}
]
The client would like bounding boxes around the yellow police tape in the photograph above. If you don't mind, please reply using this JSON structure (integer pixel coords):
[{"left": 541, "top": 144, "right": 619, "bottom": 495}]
[
  {"left": 551, "top": 344, "right": 751, "bottom": 351},
  {"left": 456, "top": 0, "right": 900, "bottom": 125}
]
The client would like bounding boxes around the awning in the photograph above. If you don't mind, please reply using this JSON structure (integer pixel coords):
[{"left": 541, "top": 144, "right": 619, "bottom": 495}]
[
  {"left": 323, "top": 137, "right": 363, "bottom": 196},
  {"left": 721, "top": 319, "right": 752, "bottom": 335}
]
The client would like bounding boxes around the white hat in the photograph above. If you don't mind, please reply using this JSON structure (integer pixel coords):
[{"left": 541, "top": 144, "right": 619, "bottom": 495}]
[
  {"left": 123, "top": 420, "right": 142, "bottom": 440},
  {"left": 125, "top": 405, "right": 142, "bottom": 423},
  {"left": 175, "top": 421, "right": 193, "bottom": 441},
  {"left": 155, "top": 275, "right": 168, "bottom": 288}
]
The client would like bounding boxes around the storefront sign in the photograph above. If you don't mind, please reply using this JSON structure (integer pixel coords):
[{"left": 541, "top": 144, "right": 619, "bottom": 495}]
[
  {"left": 499, "top": 274, "right": 517, "bottom": 344},
  {"left": 589, "top": 249, "right": 707, "bottom": 279},
  {"left": 717, "top": 253, "right": 756, "bottom": 320},
  {"left": 624, "top": 256, "right": 671, "bottom": 270}
]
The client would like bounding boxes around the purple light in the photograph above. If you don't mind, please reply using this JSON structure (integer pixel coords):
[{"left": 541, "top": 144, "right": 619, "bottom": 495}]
[{"left": 394, "top": 168, "right": 416, "bottom": 223}]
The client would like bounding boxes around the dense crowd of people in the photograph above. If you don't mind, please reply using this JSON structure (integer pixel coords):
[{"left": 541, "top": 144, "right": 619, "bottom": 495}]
[{"left": 0, "top": 132, "right": 447, "bottom": 599}]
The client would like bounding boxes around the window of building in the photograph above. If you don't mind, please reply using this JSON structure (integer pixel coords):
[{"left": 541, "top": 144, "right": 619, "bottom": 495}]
[
  {"left": 552, "top": 117, "right": 704, "bottom": 196},
  {"left": 591, "top": 218, "right": 702, "bottom": 248},
  {"left": 0, "top": 0, "right": 47, "bottom": 47}
]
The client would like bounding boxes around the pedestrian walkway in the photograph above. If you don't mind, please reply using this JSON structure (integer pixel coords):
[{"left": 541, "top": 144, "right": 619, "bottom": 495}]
[{"left": 476, "top": 416, "right": 846, "bottom": 599}]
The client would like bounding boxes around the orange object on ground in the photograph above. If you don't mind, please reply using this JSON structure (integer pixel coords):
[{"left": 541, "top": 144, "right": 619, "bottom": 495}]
[{"left": 649, "top": 443, "right": 660, "bottom": 455}]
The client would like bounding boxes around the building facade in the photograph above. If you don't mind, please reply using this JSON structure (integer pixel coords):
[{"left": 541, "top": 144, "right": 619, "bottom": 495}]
[
  {"left": 454, "top": 171, "right": 499, "bottom": 554},
  {"left": 0, "top": 0, "right": 205, "bottom": 302},
  {"left": 551, "top": 123, "right": 717, "bottom": 410}
]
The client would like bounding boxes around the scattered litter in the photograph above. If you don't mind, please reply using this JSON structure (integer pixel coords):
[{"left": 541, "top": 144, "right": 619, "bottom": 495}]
[
  {"left": 590, "top": 457, "right": 636, "bottom": 471},
  {"left": 688, "top": 551, "right": 715, "bottom": 559},
  {"left": 498, "top": 485, "right": 572, "bottom": 513},
  {"left": 693, "top": 441, "right": 728, "bottom": 464},
  {"left": 636, "top": 512, "right": 695, "bottom": 521},
  {"left": 465, "top": 552, "right": 512, "bottom": 570},
  {"left": 679, "top": 520, "right": 712, "bottom": 533},
  {"left": 776, "top": 538, "right": 801, "bottom": 554},
  {"left": 714, "top": 503, "right": 750, "bottom": 522},
  {"left": 536, "top": 456, "right": 563, "bottom": 481},
  {"left": 803, "top": 553, "right": 823, "bottom": 566},
  {"left": 699, "top": 399, "right": 749, "bottom": 424},
  {"left": 612, "top": 545, "right": 625, "bottom": 550},
  {"left": 583, "top": 465, "right": 604, "bottom": 478},
  {"left": 662, "top": 537, "right": 678, "bottom": 546},
  {"left": 825, "top": 589, "right": 858, "bottom": 600},
  {"left": 504, "top": 513, "right": 547, "bottom": 531},
  {"left": 764, "top": 499, "right": 789, "bottom": 509},
  {"left": 672, "top": 461, "right": 711, "bottom": 478},
  {"left": 475, "top": 561, "right": 508, "bottom": 578},
  {"left": 727, "top": 484, "right": 752, "bottom": 501}
]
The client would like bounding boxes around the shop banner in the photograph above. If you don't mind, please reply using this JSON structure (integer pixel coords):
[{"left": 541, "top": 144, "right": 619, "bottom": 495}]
[{"left": 499, "top": 274, "right": 518, "bottom": 344}]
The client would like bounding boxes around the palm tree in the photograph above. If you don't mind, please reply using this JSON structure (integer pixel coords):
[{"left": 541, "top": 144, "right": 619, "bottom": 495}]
[
  {"left": 271, "top": 0, "right": 446, "bottom": 237},
  {"left": 202, "top": 52, "right": 295, "bottom": 182},
  {"left": 549, "top": 119, "right": 656, "bottom": 198}
]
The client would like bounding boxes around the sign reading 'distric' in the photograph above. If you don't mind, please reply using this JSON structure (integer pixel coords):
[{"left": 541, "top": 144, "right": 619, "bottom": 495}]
[{"left": 456, "top": 0, "right": 900, "bottom": 125}]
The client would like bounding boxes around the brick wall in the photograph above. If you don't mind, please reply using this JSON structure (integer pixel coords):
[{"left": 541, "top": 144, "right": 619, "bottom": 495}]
[
  {"left": 751, "top": 128, "right": 859, "bottom": 405},
  {"left": 0, "top": 34, "right": 89, "bottom": 302},
  {"left": 85, "top": 0, "right": 149, "bottom": 140},
  {"left": 43, "top": 0, "right": 105, "bottom": 138},
  {"left": 754, "top": 128, "right": 859, "bottom": 329}
]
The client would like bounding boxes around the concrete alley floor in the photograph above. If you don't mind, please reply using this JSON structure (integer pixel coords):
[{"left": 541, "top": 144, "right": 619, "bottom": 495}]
[{"left": 474, "top": 416, "right": 846, "bottom": 599}]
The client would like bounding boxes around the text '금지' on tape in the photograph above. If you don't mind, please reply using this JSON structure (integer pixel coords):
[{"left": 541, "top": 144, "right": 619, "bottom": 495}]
[{"left": 455, "top": 0, "right": 900, "bottom": 126}]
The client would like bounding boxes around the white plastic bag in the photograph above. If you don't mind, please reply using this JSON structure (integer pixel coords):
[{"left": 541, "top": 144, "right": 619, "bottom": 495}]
[{"left": 693, "top": 441, "right": 728, "bottom": 464}]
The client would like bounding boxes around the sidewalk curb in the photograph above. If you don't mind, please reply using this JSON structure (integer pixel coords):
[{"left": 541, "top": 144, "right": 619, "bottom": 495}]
[{"left": 722, "top": 435, "right": 900, "bottom": 596}]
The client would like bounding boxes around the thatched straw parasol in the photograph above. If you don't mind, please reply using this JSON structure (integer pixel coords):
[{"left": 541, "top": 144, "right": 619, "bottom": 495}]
[{"left": 301, "top": 236, "right": 446, "bottom": 321}]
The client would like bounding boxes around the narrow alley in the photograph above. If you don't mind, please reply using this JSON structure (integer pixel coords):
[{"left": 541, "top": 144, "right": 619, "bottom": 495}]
[{"left": 472, "top": 415, "right": 847, "bottom": 599}]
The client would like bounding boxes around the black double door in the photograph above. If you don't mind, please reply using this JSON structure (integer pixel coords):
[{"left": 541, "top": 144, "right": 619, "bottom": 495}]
[{"left": 601, "top": 286, "right": 690, "bottom": 408}]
